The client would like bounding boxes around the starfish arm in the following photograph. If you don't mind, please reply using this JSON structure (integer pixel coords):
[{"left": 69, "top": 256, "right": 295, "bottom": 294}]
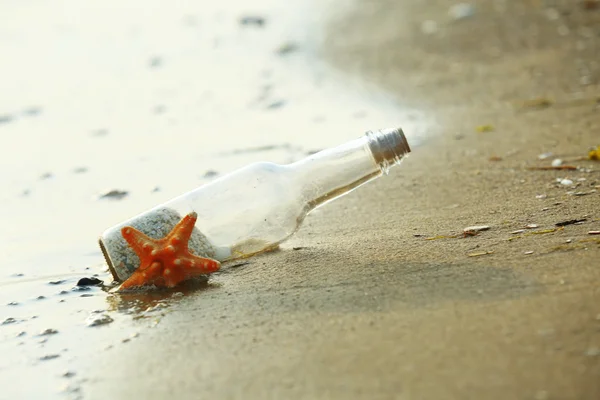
[
  {"left": 179, "top": 253, "right": 221, "bottom": 274},
  {"left": 121, "top": 226, "right": 155, "bottom": 256},
  {"left": 167, "top": 211, "right": 198, "bottom": 246},
  {"left": 120, "top": 261, "right": 163, "bottom": 289}
]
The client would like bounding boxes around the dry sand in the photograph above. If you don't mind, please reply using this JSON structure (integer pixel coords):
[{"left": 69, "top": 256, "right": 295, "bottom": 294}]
[{"left": 1, "top": 1, "right": 599, "bottom": 399}]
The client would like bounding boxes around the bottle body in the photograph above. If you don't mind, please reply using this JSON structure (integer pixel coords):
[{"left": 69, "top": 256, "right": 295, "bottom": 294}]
[{"left": 99, "top": 127, "right": 411, "bottom": 281}]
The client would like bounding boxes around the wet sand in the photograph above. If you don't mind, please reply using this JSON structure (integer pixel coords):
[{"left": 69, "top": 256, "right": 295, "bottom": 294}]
[{"left": 2, "top": 0, "right": 600, "bottom": 399}]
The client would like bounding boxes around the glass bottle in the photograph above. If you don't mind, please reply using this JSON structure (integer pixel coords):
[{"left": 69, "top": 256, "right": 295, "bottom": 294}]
[{"left": 99, "top": 127, "right": 411, "bottom": 281}]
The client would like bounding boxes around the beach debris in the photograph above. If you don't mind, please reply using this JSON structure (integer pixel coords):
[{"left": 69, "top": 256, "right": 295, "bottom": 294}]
[
  {"left": 555, "top": 218, "right": 587, "bottom": 227},
  {"left": 527, "top": 165, "right": 578, "bottom": 171},
  {"left": 266, "top": 100, "right": 286, "bottom": 109},
  {"left": 467, "top": 250, "right": 494, "bottom": 257},
  {"left": 589, "top": 145, "right": 600, "bottom": 161},
  {"left": 476, "top": 124, "right": 494, "bottom": 133},
  {"left": 560, "top": 178, "right": 574, "bottom": 186},
  {"left": 203, "top": 170, "right": 218, "bottom": 178},
  {"left": 276, "top": 42, "right": 299, "bottom": 55},
  {"left": 86, "top": 313, "right": 114, "bottom": 327},
  {"left": 76, "top": 277, "right": 103, "bottom": 287},
  {"left": 39, "top": 328, "right": 58, "bottom": 336},
  {"left": 538, "top": 152, "right": 553, "bottom": 160},
  {"left": 551, "top": 159, "right": 563, "bottom": 167},
  {"left": 464, "top": 225, "right": 490, "bottom": 232},
  {"left": 39, "top": 354, "right": 60, "bottom": 361},
  {"left": 568, "top": 190, "right": 596, "bottom": 196},
  {"left": 554, "top": 218, "right": 587, "bottom": 226},
  {"left": 524, "top": 251, "right": 534, "bottom": 255},
  {"left": 7, "top": 301, "right": 18, "bottom": 306},
  {"left": 530, "top": 227, "right": 563, "bottom": 235},
  {"left": 526, "top": 224, "right": 539, "bottom": 229},
  {"left": 589, "top": 231, "right": 600, "bottom": 235},
  {"left": 48, "top": 280, "right": 66, "bottom": 285},
  {"left": 98, "top": 189, "right": 128, "bottom": 200},
  {"left": 489, "top": 155, "right": 503, "bottom": 162},
  {"left": 511, "top": 229, "right": 525, "bottom": 234},
  {"left": 239, "top": 15, "right": 266, "bottom": 27},
  {"left": 516, "top": 97, "right": 553, "bottom": 111},
  {"left": 449, "top": 3, "right": 475, "bottom": 20},
  {"left": 536, "top": 194, "right": 547, "bottom": 199},
  {"left": 118, "top": 212, "right": 220, "bottom": 290}
]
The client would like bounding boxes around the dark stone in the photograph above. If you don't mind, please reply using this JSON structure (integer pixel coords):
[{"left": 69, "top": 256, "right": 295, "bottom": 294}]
[{"left": 76, "top": 277, "right": 103, "bottom": 287}]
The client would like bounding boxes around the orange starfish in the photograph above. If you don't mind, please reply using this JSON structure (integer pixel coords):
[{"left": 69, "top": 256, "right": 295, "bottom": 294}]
[{"left": 118, "top": 212, "right": 220, "bottom": 290}]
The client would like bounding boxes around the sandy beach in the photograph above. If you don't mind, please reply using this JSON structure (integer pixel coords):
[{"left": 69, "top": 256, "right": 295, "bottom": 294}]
[{"left": 1, "top": 0, "right": 599, "bottom": 399}]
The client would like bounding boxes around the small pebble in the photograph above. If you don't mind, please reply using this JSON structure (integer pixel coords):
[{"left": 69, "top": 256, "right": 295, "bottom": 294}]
[
  {"left": 76, "top": 277, "right": 103, "bottom": 287},
  {"left": 463, "top": 225, "right": 490, "bottom": 233},
  {"left": 98, "top": 189, "right": 128, "bottom": 200},
  {"left": 239, "top": 15, "right": 266, "bottom": 26},
  {"left": 275, "top": 42, "right": 298, "bottom": 55},
  {"left": 526, "top": 224, "right": 539, "bottom": 229},
  {"left": 560, "top": 179, "right": 573, "bottom": 186},
  {"left": 2, "top": 317, "right": 17, "bottom": 325},
  {"left": 39, "top": 354, "right": 60, "bottom": 361},
  {"left": 551, "top": 159, "right": 563, "bottom": 167},
  {"left": 536, "top": 194, "right": 547, "bottom": 199},
  {"left": 62, "top": 371, "right": 76, "bottom": 378},
  {"left": 511, "top": 229, "right": 525, "bottom": 234},
  {"left": 538, "top": 152, "right": 553, "bottom": 160},
  {"left": 48, "top": 280, "right": 66, "bottom": 285},
  {"left": 7, "top": 301, "right": 19, "bottom": 306},
  {"left": 524, "top": 251, "right": 534, "bottom": 255},
  {"left": 86, "top": 314, "right": 114, "bottom": 327},
  {"left": 39, "top": 328, "right": 59, "bottom": 336}
]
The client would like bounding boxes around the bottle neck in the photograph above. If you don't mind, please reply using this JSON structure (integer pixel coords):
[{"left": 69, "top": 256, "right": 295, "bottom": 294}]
[{"left": 290, "top": 127, "right": 411, "bottom": 211}]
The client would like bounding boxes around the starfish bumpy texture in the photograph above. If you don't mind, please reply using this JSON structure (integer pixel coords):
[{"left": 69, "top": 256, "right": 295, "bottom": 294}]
[{"left": 118, "top": 212, "right": 220, "bottom": 290}]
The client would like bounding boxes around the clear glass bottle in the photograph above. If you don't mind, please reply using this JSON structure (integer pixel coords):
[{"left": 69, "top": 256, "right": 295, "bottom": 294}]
[{"left": 99, "top": 127, "right": 411, "bottom": 281}]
